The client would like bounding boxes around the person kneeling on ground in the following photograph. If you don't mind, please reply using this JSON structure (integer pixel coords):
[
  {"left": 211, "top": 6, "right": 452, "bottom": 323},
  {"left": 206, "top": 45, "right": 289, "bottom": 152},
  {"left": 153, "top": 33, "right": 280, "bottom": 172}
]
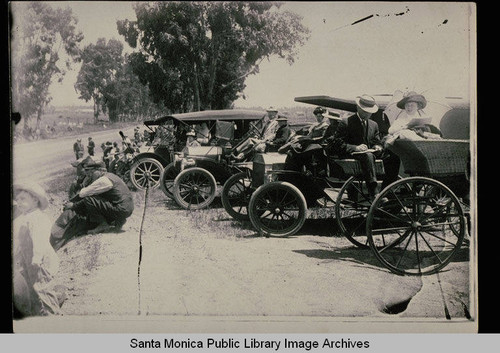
[{"left": 63, "top": 160, "right": 134, "bottom": 235}]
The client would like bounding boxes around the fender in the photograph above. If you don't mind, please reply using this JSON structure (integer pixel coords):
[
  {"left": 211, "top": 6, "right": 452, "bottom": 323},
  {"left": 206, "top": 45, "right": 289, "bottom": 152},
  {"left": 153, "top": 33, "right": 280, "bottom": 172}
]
[
  {"left": 184, "top": 157, "right": 233, "bottom": 185},
  {"left": 132, "top": 152, "right": 170, "bottom": 167}
]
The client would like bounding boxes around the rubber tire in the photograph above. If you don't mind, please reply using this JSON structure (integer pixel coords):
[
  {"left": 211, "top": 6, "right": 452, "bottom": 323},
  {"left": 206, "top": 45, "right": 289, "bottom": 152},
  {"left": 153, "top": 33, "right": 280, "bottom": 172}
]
[
  {"left": 248, "top": 181, "right": 307, "bottom": 237},
  {"left": 221, "top": 172, "right": 253, "bottom": 221},
  {"left": 173, "top": 167, "right": 217, "bottom": 210},
  {"left": 160, "top": 162, "right": 180, "bottom": 199},
  {"left": 335, "top": 177, "right": 372, "bottom": 248}
]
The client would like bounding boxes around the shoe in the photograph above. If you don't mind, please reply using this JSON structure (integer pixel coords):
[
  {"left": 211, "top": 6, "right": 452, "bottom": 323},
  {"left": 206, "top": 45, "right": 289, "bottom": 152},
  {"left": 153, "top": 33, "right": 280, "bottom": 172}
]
[{"left": 113, "top": 218, "right": 127, "bottom": 230}]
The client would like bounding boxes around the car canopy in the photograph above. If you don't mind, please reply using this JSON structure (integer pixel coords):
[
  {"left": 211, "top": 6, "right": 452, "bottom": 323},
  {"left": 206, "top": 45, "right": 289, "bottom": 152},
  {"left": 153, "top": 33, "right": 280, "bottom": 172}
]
[{"left": 144, "top": 109, "right": 266, "bottom": 127}]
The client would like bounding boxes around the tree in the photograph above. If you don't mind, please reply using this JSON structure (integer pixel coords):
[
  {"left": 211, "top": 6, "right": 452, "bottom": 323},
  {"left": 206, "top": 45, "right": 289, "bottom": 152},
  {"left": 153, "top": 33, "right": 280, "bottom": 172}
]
[
  {"left": 117, "top": 1, "right": 310, "bottom": 112},
  {"left": 103, "top": 56, "right": 164, "bottom": 122},
  {"left": 74, "top": 38, "right": 124, "bottom": 123},
  {"left": 10, "top": 2, "right": 83, "bottom": 130}
]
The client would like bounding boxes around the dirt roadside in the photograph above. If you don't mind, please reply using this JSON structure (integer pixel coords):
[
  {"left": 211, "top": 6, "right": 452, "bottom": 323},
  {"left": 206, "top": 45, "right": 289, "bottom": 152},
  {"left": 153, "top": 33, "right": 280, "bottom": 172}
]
[{"left": 13, "top": 183, "right": 476, "bottom": 333}]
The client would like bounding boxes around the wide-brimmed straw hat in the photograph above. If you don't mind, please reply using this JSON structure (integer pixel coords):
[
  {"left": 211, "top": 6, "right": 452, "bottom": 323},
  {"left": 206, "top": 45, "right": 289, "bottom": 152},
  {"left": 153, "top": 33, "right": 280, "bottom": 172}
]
[
  {"left": 14, "top": 182, "right": 49, "bottom": 210},
  {"left": 396, "top": 91, "right": 427, "bottom": 109},
  {"left": 266, "top": 106, "right": 278, "bottom": 113},
  {"left": 355, "top": 94, "right": 379, "bottom": 113}
]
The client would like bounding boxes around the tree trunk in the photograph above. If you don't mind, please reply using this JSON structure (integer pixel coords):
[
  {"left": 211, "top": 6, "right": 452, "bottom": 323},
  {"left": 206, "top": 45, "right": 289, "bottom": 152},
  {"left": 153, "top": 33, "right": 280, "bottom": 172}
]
[
  {"left": 192, "top": 61, "right": 201, "bottom": 112},
  {"left": 36, "top": 108, "right": 43, "bottom": 131},
  {"left": 93, "top": 97, "right": 99, "bottom": 124},
  {"left": 206, "top": 39, "right": 219, "bottom": 110}
]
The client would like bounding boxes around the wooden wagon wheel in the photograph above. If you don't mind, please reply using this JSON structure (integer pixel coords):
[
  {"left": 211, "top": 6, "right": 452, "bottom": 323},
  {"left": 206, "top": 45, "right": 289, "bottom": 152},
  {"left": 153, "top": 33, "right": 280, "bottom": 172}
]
[
  {"left": 334, "top": 176, "right": 373, "bottom": 248},
  {"left": 248, "top": 181, "right": 307, "bottom": 237},
  {"left": 366, "top": 177, "right": 465, "bottom": 276},
  {"left": 172, "top": 167, "right": 217, "bottom": 210}
]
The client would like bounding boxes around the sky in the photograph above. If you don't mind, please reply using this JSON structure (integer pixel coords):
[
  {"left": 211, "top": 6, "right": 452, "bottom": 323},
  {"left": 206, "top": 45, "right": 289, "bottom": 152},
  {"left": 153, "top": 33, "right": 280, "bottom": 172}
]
[{"left": 10, "top": 1, "right": 476, "bottom": 110}]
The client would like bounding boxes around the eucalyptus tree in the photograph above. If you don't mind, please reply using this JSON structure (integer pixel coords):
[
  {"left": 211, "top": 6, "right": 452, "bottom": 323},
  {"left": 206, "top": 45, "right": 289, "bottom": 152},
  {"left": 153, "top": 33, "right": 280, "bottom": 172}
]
[
  {"left": 10, "top": 2, "right": 83, "bottom": 130},
  {"left": 74, "top": 38, "right": 124, "bottom": 123},
  {"left": 117, "top": 1, "right": 309, "bottom": 112}
]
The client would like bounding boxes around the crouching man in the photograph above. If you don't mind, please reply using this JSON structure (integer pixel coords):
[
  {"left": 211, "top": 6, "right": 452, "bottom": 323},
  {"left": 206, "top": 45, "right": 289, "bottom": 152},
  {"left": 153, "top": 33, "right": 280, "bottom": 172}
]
[{"left": 63, "top": 160, "right": 134, "bottom": 234}]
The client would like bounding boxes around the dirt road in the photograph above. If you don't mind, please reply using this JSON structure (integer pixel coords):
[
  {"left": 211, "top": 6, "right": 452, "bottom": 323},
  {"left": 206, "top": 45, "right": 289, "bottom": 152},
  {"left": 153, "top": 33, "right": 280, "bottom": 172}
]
[{"left": 12, "top": 136, "right": 477, "bottom": 333}]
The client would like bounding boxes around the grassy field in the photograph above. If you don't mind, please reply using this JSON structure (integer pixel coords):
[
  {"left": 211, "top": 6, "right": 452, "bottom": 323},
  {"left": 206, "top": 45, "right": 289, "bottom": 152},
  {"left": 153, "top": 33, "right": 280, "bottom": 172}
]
[{"left": 12, "top": 106, "right": 144, "bottom": 143}]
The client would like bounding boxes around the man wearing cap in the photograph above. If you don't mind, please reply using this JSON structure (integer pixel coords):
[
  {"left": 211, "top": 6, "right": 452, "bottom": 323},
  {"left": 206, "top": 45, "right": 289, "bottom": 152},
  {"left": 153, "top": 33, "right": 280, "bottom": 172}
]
[
  {"left": 73, "top": 138, "right": 84, "bottom": 160},
  {"left": 333, "top": 94, "right": 384, "bottom": 199},
  {"left": 63, "top": 159, "right": 134, "bottom": 234},
  {"left": 13, "top": 182, "right": 64, "bottom": 316}
]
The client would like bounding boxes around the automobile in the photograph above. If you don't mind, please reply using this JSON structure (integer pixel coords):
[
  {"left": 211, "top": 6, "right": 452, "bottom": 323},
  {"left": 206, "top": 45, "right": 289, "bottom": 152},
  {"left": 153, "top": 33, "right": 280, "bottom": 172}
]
[
  {"left": 235, "top": 93, "right": 471, "bottom": 276},
  {"left": 160, "top": 109, "right": 270, "bottom": 210},
  {"left": 129, "top": 109, "right": 266, "bottom": 190}
]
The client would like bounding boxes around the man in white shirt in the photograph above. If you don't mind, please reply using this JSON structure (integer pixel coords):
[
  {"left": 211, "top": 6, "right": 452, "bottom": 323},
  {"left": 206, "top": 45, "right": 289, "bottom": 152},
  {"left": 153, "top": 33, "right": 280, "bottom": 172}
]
[{"left": 63, "top": 160, "right": 135, "bottom": 234}]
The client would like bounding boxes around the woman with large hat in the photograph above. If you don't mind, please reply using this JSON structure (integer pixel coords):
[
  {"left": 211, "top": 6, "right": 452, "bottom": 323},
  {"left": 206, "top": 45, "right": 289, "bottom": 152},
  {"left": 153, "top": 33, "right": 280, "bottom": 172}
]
[{"left": 388, "top": 91, "right": 430, "bottom": 135}]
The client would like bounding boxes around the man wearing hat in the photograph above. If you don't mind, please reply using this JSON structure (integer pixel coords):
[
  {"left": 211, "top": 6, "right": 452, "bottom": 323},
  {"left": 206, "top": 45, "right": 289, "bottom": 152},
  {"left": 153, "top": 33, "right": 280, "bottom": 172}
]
[
  {"left": 231, "top": 106, "right": 280, "bottom": 159},
  {"left": 261, "top": 106, "right": 279, "bottom": 141},
  {"left": 73, "top": 138, "right": 84, "bottom": 160},
  {"left": 267, "top": 115, "right": 292, "bottom": 151},
  {"left": 13, "top": 182, "right": 64, "bottom": 316},
  {"left": 333, "top": 94, "right": 384, "bottom": 199},
  {"left": 63, "top": 159, "right": 134, "bottom": 234}
]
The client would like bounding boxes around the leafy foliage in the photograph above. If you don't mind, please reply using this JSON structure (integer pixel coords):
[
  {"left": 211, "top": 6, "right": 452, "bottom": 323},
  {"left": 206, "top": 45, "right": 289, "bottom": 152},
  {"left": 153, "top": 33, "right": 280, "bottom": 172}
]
[
  {"left": 10, "top": 2, "right": 83, "bottom": 128},
  {"left": 117, "top": 1, "right": 310, "bottom": 112},
  {"left": 74, "top": 38, "right": 124, "bottom": 122}
]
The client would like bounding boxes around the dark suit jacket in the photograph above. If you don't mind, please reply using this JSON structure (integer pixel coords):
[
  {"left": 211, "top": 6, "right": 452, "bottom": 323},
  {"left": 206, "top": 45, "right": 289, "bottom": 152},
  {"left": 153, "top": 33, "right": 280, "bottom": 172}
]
[
  {"left": 334, "top": 113, "right": 382, "bottom": 155},
  {"left": 272, "top": 124, "right": 292, "bottom": 145}
]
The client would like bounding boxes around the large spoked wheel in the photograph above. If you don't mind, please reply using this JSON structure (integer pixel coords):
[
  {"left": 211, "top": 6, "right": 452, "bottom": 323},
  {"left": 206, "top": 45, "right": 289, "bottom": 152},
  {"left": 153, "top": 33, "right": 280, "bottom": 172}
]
[
  {"left": 221, "top": 172, "right": 253, "bottom": 221},
  {"left": 173, "top": 167, "right": 217, "bottom": 210},
  {"left": 160, "top": 162, "right": 180, "bottom": 199},
  {"left": 248, "top": 181, "right": 307, "bottom": 237},
  {"left": 130, "top": 158, "right": 164, "bottom": 190},
  {"left": 366, "top": 177, "right": 465, "bottom": 276},
  {"left": 335, "top": 176, "right": 373, "bottom": 248}
]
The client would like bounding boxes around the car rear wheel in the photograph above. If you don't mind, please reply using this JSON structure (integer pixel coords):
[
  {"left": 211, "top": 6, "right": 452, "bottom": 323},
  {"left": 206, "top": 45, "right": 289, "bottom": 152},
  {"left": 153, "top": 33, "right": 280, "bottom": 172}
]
[
  {"left": 221, "top": 171, "right": 253, "bottom": 221},
  {"left": 173, "top": 167, "right": 217, "bottom": 210},
  {"left": 160, "top": 162, "right": 180, "bottom": 199}
]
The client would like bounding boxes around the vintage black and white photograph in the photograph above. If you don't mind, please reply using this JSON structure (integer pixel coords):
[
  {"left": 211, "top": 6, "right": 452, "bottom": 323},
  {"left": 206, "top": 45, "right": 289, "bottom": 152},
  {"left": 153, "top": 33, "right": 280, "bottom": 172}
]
[{"left": 10, "top": 1, "right": 477, "bottom": 333}]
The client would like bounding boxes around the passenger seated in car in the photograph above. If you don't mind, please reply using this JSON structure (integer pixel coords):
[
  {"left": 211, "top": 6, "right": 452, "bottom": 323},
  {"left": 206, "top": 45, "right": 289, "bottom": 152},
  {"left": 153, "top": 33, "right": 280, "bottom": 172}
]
[
  {"left": 185, "top": 130, "right": 201, "bottom": 148},
  {"left": 194, "top": 122, "right": 211, "bottom": 145},
  {"left": 230, "top": 107, "right": 279, "bottom": 160}
]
